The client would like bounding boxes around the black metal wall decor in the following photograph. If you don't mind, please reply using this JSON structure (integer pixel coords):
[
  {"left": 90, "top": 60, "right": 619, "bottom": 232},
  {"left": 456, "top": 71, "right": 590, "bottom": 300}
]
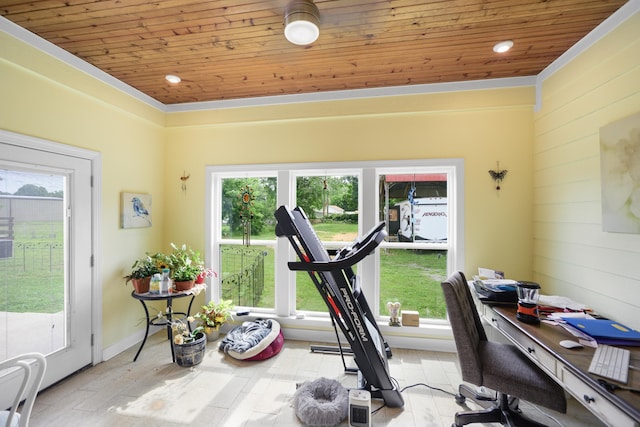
[{"left": 488, "top": 161, "right": 508, "bottom": 190}]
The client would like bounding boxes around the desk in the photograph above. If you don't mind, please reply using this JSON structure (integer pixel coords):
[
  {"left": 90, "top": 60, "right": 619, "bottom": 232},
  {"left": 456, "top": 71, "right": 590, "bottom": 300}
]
[
  {"left": 131, "top": 289, "right": 201, "bottom": 362},
  {"left": 478, "top": 301, "right": 640, "bottom": 426}
]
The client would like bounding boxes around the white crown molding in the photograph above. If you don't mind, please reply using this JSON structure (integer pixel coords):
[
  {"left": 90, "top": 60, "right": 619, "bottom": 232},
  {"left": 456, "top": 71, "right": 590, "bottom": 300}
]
[{"left": 165, "top": 76, "right": 536, "bottom": 113}]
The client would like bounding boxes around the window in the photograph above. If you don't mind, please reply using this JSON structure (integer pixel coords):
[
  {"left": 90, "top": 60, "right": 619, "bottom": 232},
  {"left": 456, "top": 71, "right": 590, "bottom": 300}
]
[
  {"left": 294, "top": 172, "right": 359, "bottom": 312},
  {"left": 208, "top": 159, "right": 463, "bottom": 323},
  {"left": 217, "top": 176, "right": 277, "bottom": 309},
  {"left": 377, "top": 172, "right": 450, "bottom": 319}
]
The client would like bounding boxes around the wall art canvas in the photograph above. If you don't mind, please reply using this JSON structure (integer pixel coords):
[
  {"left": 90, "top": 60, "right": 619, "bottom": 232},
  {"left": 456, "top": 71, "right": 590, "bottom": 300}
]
[
  {"left": 599, "top": 112, "right": 640, "bottom": 233},
  {"left": 121, "top": 192, "right": 152, "bottom": 228}
]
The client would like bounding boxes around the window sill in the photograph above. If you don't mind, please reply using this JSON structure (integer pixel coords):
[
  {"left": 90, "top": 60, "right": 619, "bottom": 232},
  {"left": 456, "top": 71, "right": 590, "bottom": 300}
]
[{"left": 223, "top": 311, "right": 455, "bottom": 353}]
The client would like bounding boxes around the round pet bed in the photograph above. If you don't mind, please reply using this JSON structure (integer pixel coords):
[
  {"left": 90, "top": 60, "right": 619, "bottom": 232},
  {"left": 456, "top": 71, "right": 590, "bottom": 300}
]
[
  {"left": 245, "top": 329, "right": 284, "bottom": 361},
  {"left": 219, "top": 319, "right": 283, "bottom": 361},
  {"left": 293, "top": 377, "right": 349, "bottom": 427}
]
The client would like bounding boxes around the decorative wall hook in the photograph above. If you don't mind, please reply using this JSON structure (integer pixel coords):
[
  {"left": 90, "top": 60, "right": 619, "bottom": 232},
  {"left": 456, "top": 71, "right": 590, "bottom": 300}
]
[
  {"left": 180, "top": 171, "right": 190, "bottom": 193},
  {"left": 488, "top": 161, "right": 508, "bottom": 190}
]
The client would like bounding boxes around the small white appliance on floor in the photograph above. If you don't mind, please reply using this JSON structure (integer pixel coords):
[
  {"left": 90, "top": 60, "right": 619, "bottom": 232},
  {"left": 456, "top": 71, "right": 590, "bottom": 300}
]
[{"left": 349, "top": 389, "right": 371, "bottom": 427}]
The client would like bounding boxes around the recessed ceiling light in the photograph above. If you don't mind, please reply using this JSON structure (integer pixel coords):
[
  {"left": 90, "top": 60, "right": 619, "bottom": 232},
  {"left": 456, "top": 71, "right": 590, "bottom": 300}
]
[
  {"left": 165, "top": 74, "right": 181, "bottom": 84},
  {"left": 493, "top": 40, "right": 514, "bottom": 53}
]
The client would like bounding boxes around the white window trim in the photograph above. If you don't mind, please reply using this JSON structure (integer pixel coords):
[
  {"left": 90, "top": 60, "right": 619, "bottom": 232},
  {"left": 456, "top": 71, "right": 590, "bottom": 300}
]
[
  {"left": 205, "top": 159, "right": 463, "bottom": 349},
  {"left": 205, "top": 158, "right": 465, "bottom": 351}
]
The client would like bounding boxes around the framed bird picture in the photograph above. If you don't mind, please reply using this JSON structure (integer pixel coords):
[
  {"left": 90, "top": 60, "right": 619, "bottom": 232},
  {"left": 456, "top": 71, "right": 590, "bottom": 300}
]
[{"left": 121, "top": 192, "right": 152, "bottom": 228}]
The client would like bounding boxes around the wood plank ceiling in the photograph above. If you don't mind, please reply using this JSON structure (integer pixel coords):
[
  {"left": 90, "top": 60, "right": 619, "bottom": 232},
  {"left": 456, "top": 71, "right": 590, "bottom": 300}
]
[{"left": 0, "top": 0, "right": 627, "bottom": 105}]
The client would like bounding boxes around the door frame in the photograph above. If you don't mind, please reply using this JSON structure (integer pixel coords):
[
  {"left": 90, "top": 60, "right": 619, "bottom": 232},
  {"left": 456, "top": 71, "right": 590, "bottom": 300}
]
[{"left": 0, "top": 129, "right": 103, "bottom": 365}]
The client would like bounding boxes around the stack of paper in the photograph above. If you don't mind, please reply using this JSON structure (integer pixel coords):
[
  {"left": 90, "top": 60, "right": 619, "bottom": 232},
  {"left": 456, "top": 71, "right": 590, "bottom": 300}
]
[{"left": 538, "top": 295, "right": 589, "bottom": 312}]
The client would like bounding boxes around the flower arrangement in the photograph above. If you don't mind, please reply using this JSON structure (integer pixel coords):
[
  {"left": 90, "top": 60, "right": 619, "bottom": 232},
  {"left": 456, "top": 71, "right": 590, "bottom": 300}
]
[
  {"left": 171, "top": 316, "right": 204, "bottom": 345},
  {"left": 196, "top": 266, "right": 217, "bottom": 282},
  {"left": 194, "top": 299, "right": 234, "bottom": 333}
]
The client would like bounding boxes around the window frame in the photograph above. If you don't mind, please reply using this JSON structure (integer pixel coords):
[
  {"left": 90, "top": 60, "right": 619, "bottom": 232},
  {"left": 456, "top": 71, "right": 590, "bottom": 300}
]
[{"left": 206, "top": 159, "right": 464, "bottom": 322}]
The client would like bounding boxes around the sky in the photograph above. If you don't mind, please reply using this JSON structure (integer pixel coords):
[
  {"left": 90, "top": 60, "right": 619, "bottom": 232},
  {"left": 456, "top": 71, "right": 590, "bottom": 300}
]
[{"left": 0, "top": 168, "right": 64, "bottom": 194}]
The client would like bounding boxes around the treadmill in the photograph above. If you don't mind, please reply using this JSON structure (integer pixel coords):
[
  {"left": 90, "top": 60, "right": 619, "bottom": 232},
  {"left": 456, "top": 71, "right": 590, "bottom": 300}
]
[{"left": 275, "top": 205, "right": 404, "bottom": 408}]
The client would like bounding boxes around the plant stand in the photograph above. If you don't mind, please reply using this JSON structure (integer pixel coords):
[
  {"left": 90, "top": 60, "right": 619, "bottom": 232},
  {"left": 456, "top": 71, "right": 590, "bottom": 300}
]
[{"left": 130, "top": 290, "right": 197, "bottom": 362}]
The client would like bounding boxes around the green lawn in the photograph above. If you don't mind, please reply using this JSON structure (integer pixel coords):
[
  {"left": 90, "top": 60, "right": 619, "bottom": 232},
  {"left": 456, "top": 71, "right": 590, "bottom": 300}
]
[
  {"left": 224, "top": 222, "right": 448, "bottom": 319},
  {"left": 380, "top": 248, "right": 447, "bottom": 319},
  {"left": 0, "top": 221, "right": 65, "bottom": 313},
  {"left": 4, "top": 220, "right": 448, "bottom": 320}
]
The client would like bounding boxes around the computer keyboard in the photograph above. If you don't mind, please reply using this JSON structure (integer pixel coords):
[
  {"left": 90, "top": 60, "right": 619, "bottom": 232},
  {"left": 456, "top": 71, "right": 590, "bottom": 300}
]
[{"left": 588, "top": 344, "right": 630, "bottom": 384}]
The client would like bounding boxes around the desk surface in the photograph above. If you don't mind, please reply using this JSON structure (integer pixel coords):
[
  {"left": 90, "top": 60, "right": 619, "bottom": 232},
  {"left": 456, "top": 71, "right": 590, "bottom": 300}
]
[{"left": 491, "top": 305, "right": 640, "bottom": 423}]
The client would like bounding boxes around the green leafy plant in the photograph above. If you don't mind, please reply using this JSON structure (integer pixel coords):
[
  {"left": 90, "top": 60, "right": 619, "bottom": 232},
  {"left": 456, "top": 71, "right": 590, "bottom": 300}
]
[
  {"left": 124, "top": 255, "right": 160, "bottom": 284},
  {"left": 194, "top": 299, "right": 234, "bottom": 332},
  {"left": 168, "top": 243, "right": 204, "bottom": 282},
  {"left": 172, "top": 264, "right": 202, "bottom": 282}
]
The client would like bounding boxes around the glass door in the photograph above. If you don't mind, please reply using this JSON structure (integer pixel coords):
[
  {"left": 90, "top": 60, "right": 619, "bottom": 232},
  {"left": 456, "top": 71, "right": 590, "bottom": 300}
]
[{"left": 0, "top": 141, "right": 92, "bottom": 391}]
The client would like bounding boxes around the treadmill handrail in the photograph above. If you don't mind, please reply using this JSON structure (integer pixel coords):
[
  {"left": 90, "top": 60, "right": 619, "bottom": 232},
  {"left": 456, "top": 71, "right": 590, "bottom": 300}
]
[{"left": 287, "top": 227, "right": 386, "bottom": 272}]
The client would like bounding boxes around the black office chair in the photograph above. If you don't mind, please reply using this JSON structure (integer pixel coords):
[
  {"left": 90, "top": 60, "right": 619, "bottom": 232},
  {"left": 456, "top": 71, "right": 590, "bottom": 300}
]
[{"left": 441, "top": 271, "right": 567, "bottom": 427}]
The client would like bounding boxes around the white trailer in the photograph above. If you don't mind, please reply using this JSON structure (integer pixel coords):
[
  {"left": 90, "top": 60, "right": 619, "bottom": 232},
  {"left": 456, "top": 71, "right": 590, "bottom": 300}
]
[{"left": 397, "top": 197, "right": 447, "bottom": 242}]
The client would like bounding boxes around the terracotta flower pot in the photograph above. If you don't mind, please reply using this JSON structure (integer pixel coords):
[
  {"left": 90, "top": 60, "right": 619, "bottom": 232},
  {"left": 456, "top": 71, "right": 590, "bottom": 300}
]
[
  {"left": 131, "top": 276, "right": 151, "bottom": 294},
  {"left": 174, "top": 279, "right": 195, "bottom": 291}
]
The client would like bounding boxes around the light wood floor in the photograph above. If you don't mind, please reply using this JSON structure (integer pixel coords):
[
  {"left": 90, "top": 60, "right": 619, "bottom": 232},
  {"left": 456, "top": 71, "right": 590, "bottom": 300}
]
[{"left": 29, "top": 332, "right": 605, "bottom": 426}]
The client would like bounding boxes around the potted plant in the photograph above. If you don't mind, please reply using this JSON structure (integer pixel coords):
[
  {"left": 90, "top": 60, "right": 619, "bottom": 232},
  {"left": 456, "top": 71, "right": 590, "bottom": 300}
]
[
  {"left": 195, "top": 266, "right": 217, "bottom": 284},
  {"left": 124, "top": 255, "right": 160, "bottom": 293},
  {"left": 168, "top": 243, "right": 204, "bottom": 291},
  {"left": 169, "top": 315, "right": 206, "bottom": 367},
  {"left": 172, "top": 264, "right": 202, "bottom": 290},
  {"left": 194, "top": 299, "right": 234, "bottom": 341}
]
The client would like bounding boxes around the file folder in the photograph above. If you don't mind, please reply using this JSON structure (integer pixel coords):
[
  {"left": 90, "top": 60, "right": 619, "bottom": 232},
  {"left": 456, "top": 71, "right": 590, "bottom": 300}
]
[{"left": 562, "top": 318, "right": 640, "bottom": 346}]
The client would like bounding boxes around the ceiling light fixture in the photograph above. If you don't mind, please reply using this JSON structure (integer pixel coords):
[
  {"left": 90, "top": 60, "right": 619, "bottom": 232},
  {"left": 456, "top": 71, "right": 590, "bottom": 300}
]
[
  {"left": 284, "top": 0, "right": 320, "bottom": 46},
  {"left": 165, "top": 74, "right": 181, "bottom": 84},
  {"left": 493, "top": 40, "right": 514, "bottom": 53}
]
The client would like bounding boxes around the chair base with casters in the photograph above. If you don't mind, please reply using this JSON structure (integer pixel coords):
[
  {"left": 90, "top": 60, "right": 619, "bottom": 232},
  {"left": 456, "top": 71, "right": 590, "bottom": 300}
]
[
  {"left": 0, "top": 352, "right": 47, "bottom": 427},
  {"left": 454, "top": 384, "right": 549, "bottom": 427}
]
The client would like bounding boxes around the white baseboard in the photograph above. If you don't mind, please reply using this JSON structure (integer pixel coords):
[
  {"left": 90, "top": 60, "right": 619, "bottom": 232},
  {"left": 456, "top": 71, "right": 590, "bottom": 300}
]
[
  {"left": 103, "top": 317, "right": 455, "bottom": 362},
  {"left": 102, "top": 325, "right": 163, "bottom": 361}
]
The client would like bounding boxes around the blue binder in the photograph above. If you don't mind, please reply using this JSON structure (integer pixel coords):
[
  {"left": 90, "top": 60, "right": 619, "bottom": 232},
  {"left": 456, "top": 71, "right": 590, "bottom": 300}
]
[{"left": 562, "top": 318, "right": 640, "bottom": 345}]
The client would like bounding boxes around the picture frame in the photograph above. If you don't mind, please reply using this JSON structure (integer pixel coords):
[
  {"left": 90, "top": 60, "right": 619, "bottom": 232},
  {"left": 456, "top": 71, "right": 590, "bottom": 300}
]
[
  {"left": 121, "top": 192, "right": 152, "bottom": 229},
  {"left": 599, "top": 112, "right": 640, "bottom": 233}
]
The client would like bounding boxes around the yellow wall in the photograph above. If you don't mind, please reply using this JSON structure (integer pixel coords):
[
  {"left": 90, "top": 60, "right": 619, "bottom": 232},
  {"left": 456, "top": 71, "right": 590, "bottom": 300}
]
[
  {"left": 533, "top": 12, "right": 640, "bottom": 329},
  {"left": 164, "top": 89, "right": 537, "bottom": 281}
]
